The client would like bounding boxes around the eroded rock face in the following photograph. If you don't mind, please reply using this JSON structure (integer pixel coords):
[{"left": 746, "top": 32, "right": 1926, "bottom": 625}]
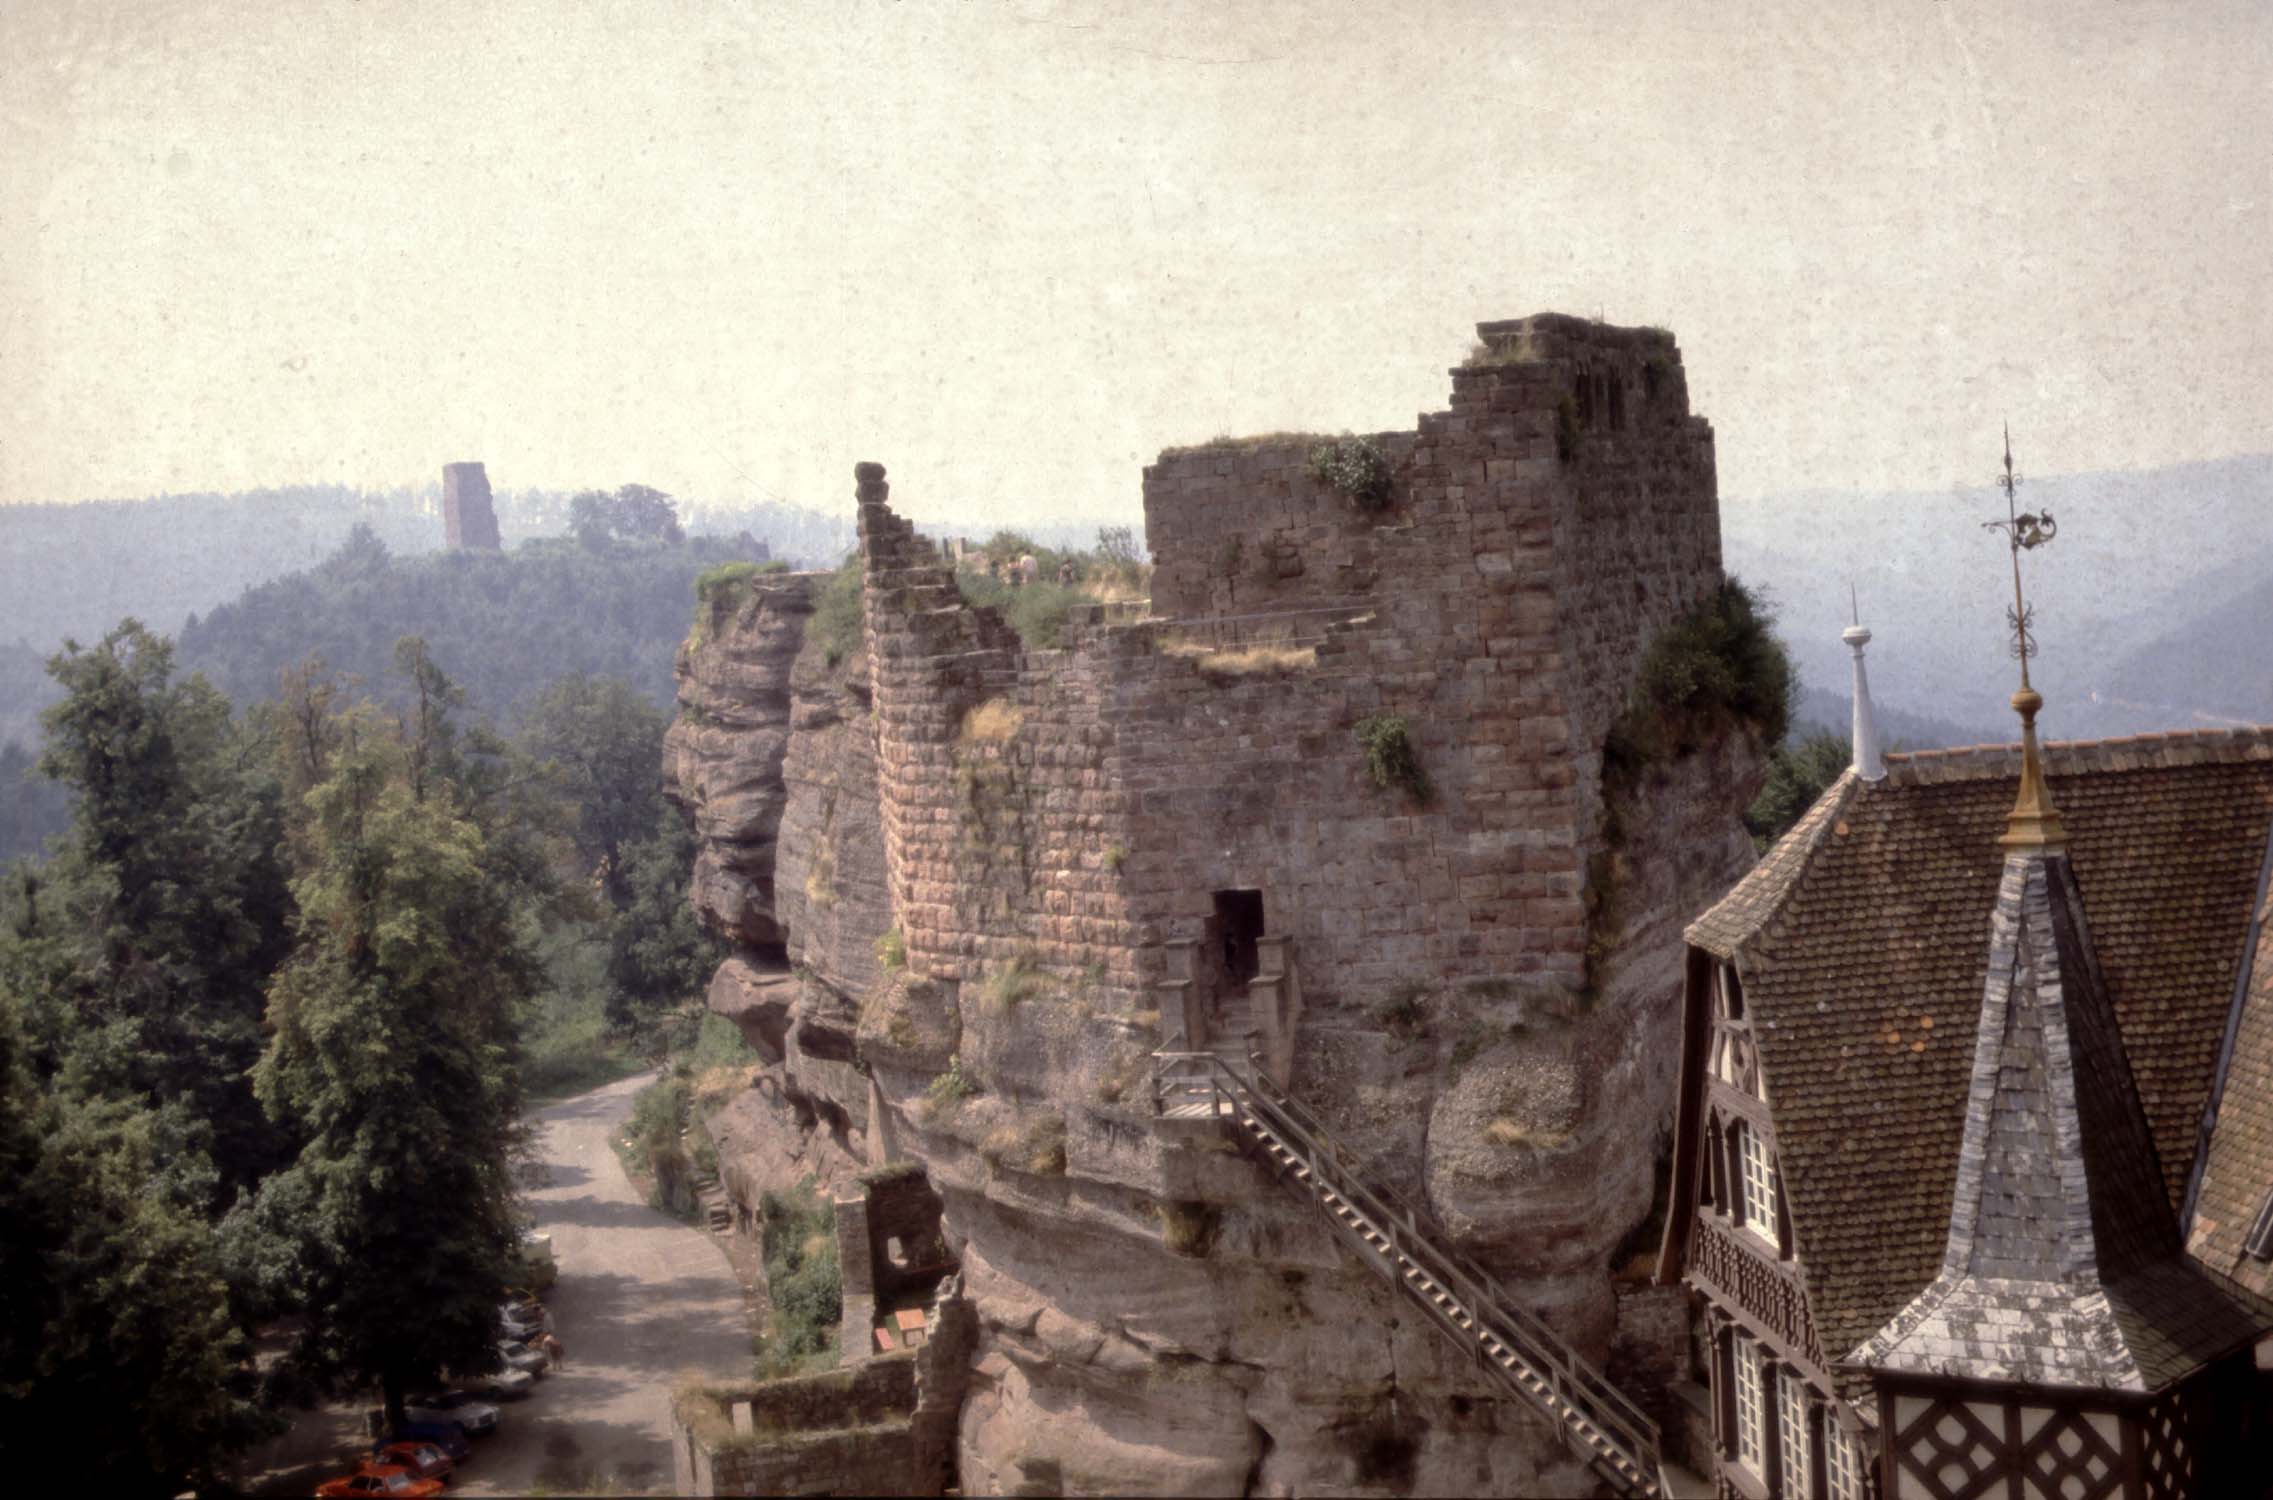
[
  {"left": 670, "top": 573, "right": 894, "bottom": 1212},
  {"left": 864, "top": 999, "right": 1618, "bottom": 1500},
  {"left": 664, "top": 578, "right": 810, "bottom": 951}
]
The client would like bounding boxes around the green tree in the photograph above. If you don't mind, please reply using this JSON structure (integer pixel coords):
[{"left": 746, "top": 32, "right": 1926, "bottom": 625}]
[
  {"left": 0, "top": 739, "right": 71, "bottom": 867},
  {"left": 32, "top": 621, "right": 296, "bottom": 1200},
  {"left": 246, "top": 719, "right": 536, "bottom": 1429},
  {"left": 0, "top": 988, "right": 269, "bottom": 1495},
  {"left": 1744, "top": 729, "right": 1853, "bottom": 848},
  {"left": 569, "top": 484, "right": 685, "bottom": 549},
  {"left": 605, "top": 805, "right": 721, "bottom": 1026},
  {"left": 518, "top": 673, "right": 670, "bottom": 907}
]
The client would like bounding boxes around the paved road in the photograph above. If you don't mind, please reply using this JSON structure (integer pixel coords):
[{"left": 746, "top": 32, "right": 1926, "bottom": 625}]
[{"left": 235, "top": 1070, "right": 751, "bottom": 1496}]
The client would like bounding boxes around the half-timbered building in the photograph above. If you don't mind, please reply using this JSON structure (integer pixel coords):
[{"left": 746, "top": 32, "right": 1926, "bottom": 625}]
[{"left": 1656, "top": 629, "right": 2273, "bottom": 1500}]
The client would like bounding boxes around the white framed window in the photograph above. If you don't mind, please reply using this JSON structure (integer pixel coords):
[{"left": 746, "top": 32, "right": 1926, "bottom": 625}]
[
  {"left": 1777, "top": 1368, "right": 1813, "bottom": 1498},
  {"left": 1735, "top": 1118, "right": 1784, "bottom": 1251},
  {"left": 1824, "top": 1413, "right": 1864, "bottom": 1500},
  {"left": 1732, "top": 1333, "right": 1766, "bottom": 1478}
]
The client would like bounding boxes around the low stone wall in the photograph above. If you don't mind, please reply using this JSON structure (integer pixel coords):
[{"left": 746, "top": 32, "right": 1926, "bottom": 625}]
[
  {"left": 706, "top": 1421, "right": 915, "bottom": 1498},
  {"left": 672, "top": 1353, "right": 918, "bottom": 1497},
  {"left": 673, "top": 1273, "right": 979, "bottom": 1498}
]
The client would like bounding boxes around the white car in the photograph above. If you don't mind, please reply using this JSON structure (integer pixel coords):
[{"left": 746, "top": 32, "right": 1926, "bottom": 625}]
[
  {"left": 475, "top": 1365, "right": 535, "bottom": 1399},
  {"left": 498, "top": 1339, "right": 549, "bottom": 1376}
]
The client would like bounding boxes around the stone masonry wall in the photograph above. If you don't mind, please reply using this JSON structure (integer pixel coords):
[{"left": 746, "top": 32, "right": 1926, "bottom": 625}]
[
  {"left": 856, "top": 316, "right": 1728, "bottom": 1022},
  {"left": 674, "top": 1354, "right": 921, "bottom": 1497}
]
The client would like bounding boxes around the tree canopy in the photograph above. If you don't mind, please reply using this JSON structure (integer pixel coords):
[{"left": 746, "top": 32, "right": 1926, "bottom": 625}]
[
  {"left": 570, "top": 483, "right": 686, "bottom": 549},
  {"left": 244, "top": 661, "right": 541, "bottom": 1428}
]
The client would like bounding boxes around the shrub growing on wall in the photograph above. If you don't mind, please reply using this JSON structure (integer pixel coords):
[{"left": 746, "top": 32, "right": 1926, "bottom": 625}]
[
  {"left": 1356, "top": 713, "right": 1429, "bottom": 800},
  {"left": 1307, "top": 435, "right": 1395, "bottom": 513},
  {"left": 1605, "top": 578, "right": 1793, "bottom": 772}
]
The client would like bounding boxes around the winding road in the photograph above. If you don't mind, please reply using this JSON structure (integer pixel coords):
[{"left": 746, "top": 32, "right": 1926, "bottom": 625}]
[{"left": 235, "top": 1070, "right": 751, "bottom": 1496}]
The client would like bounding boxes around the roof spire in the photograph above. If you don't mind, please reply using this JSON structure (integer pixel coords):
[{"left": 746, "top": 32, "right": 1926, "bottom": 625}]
[
  {"left": 1984, "top": 425, "right": 2066, "bottom": 851},
  {"left": 1841, "top": 584, "right": 1885, "bottom": 783}
]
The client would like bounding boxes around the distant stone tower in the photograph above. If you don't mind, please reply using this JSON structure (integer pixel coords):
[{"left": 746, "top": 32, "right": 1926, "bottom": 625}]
[{"left": 442, "top": 462, "right": 502, "bottom": 550}]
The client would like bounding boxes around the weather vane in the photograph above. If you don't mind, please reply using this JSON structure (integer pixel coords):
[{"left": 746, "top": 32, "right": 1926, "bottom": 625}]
[{"left": 1982, "top": 423, "right": 2056, "bottom": 687}]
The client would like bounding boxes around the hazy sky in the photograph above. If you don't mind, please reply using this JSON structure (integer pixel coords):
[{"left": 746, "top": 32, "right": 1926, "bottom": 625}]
[{"left": 4, "top": 0, "right": 2268, "bottom": 526}]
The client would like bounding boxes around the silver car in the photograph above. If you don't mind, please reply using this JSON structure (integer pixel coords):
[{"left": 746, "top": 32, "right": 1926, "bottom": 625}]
[{"left": 405, "top": 1391, "right": 501, "bottom": 1435}]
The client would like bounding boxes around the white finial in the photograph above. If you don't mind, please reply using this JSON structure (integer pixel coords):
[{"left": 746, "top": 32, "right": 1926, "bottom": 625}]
[{"left": 1842, "top": 594, "right": 1886, "bottom": 783}]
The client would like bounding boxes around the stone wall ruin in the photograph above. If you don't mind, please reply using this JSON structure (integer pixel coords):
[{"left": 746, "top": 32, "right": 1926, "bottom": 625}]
[{"left": 441, "top": 461, "right": 501, "bottom": 550}]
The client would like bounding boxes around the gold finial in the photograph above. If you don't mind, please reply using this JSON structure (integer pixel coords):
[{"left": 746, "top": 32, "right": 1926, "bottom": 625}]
[{"left": 1983, "top": 425, "right": 2066, "bottom": 851}]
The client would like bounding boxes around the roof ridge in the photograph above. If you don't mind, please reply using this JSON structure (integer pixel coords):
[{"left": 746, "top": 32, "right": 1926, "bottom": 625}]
[{"left": 1884, "top": 724, "right": 2273, "bottom": 787}]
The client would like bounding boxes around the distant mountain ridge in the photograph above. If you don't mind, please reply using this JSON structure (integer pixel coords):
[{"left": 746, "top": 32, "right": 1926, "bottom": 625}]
[{"left": 1724, "top": 452, "right": 2273, "bottom": 742}]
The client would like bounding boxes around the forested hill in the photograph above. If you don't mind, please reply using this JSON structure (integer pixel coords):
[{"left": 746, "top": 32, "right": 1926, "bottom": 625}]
[
  {"left": 176, "top": 528, "right": 768, "bottom": 724},
  {"left": 0, "top": 482, "right": 860, "bottom": 651}
]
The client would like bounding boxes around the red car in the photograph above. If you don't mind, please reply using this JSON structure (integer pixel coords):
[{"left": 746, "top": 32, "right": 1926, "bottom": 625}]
[
  {"left": 315, "top": 1465, "right": 444, "bottom": 1499},
  {"left": 365, "top": 1440, "right": 454, "bottom": 1483}
]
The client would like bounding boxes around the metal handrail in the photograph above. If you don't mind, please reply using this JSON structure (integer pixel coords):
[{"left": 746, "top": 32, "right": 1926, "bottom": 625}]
[{"left": 1153, "top": 1046, "right": 1660, "bottom": 1482}]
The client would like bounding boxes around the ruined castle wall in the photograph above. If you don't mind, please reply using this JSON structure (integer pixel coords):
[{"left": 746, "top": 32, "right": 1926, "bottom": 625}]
[
  {"left": 1513, "top": 317, "right": 1725, "bottom": 849},
  {"left": 853, "top": 321, "right": 1730, "bottom": 1032},
  {"left": 855, "top": 470, "right": 1147, "bottom": 995},
  {"left": 1143, "top": 432, "right": 1417, "bottom": 622}
]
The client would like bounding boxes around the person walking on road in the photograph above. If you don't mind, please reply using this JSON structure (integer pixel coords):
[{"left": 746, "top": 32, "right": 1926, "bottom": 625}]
[{"left": 539, "top": 1331, "right": 564, "bottom": 1369}]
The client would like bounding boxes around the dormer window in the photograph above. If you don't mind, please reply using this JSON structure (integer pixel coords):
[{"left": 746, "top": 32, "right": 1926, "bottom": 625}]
[
  {"left": 2246, "top": 1187, "right": 2273, "bottom": 1260},
  {"left": 1734, "top": 1118, "right": 1785, "bottom": 1253}
]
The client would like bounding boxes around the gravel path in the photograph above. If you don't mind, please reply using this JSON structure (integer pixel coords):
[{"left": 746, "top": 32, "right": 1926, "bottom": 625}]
[{"left": 234, "top": 1070, "right": 751, "bottom": 1496}]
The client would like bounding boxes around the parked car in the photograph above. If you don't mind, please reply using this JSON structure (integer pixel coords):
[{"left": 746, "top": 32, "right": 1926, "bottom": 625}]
[
  {"left": 474, "top": 1365, "right": 535, "bottom": 1399},
  {"left": 315, "top": 1464, "right": 444, "bottom": 1498},
  {"left": 497, "top": 1339, "right": 549, "bottom": 1376},
  {"left": 498, "top": 1302, "right": 548, "bottom": 1341},
  {"left": 405, "top": 1391, "right": 501, "bottom": 1436},
  {"left": 380, "top": 1419, "right": 471, "bottom": 1461},
  {"left": 364, "top": 1442, "right": 452, "bottom": 1483}
]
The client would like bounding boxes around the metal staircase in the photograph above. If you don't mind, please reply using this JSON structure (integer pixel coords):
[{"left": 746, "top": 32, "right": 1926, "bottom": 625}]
[{"left": 1154, "top": 1047, "right": 1665, "bottom": 1499}]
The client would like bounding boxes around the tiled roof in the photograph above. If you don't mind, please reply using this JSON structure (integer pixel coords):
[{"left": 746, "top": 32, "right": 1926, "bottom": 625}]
[
  {"left": 2185, "top": 829, "right": 2273, "bottom": 1296},
  {"left": 1685, "top": 726, "right": 2273, "bottom": 1385}
]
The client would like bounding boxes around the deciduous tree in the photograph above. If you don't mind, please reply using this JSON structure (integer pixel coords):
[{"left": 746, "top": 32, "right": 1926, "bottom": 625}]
[{"left": 247, "top": 718, "right": 537, "bottom": 1428}]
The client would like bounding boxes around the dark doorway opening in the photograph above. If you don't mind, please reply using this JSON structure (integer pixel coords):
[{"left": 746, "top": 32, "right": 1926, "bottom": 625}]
[{"left": 1214, "top": 889, "right": 1265, "bottom": 987}]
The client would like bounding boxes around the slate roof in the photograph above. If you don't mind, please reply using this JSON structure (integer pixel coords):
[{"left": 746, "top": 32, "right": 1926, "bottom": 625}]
[
  {"left": 1851, "top": 853, "right": 2263, "bottom": 1390},
  {"left": 2185, "top": 837, "right": 2273, "bottom": 1296},
  {"left": 1685, "top": 726, "right": 2273, "bottom": 1390}
]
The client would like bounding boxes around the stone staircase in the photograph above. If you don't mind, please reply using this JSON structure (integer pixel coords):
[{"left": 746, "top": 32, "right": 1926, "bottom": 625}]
[
  {"left": 679, "top": 1126, "right": 735, "bottom": 1234},
  {"left": 1154, "top": 1049, "right": 1666, "bottom": 1499}
]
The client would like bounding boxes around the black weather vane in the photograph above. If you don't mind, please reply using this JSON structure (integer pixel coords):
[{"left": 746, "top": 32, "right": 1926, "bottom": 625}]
[{"left": 1983, "top": 424, "right": 2056, "bottom": 686}]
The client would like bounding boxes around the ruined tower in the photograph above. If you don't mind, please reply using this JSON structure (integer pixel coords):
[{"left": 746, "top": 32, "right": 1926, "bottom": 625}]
[{"left": 442, "top": 461, "right": 502, "bottom": 550}]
